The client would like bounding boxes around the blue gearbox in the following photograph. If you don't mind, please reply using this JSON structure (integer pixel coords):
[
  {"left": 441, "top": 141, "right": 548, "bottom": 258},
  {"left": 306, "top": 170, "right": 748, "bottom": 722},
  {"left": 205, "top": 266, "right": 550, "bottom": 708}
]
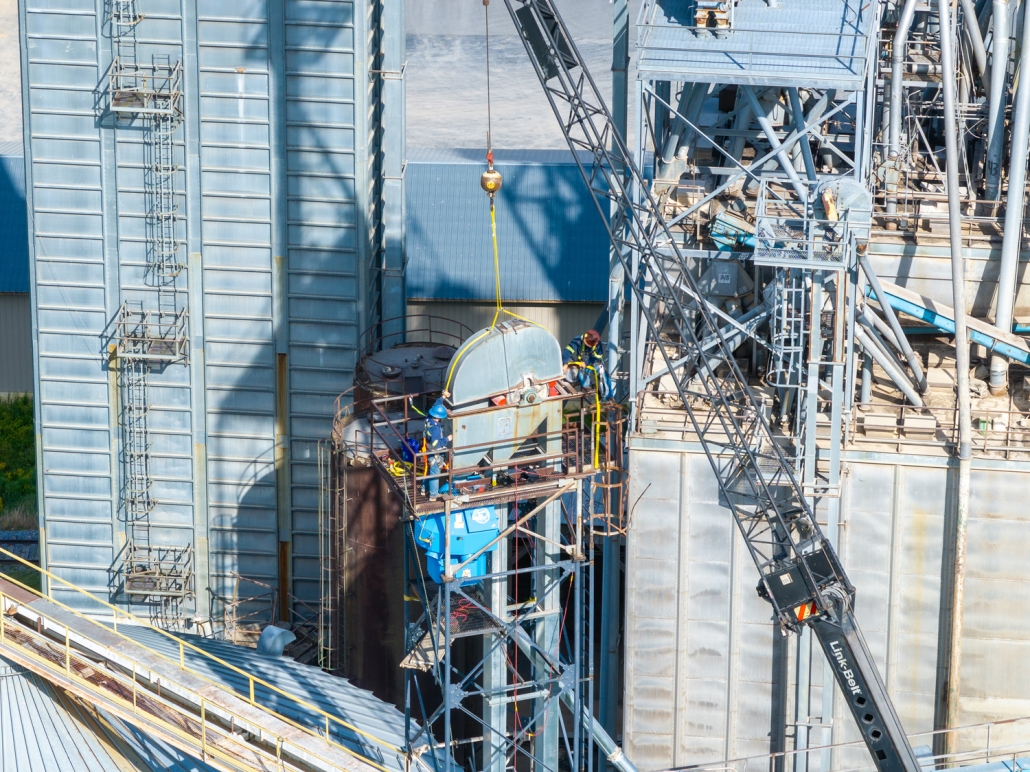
[{"left": 414, "top": 505, "right": 501, "bottom": 585}]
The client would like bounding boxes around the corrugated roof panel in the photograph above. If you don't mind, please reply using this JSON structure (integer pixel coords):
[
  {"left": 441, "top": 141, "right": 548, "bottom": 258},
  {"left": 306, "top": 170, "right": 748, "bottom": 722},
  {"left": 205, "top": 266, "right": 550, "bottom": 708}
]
[
  {"left": 0, "top": 658, "right": 126, "bottom": 772},
  {"left": 0, "top": 655, "right": 215, "bottom": 772},
  {"left": 94, "top": 711, "right": 220, "bottom": 772},
  {"left": 406, "top": 150, "right": 609, "bottom": 303},
  {"left": 115, "top": 626, "right": 416, "bottom": 772},
  {"left": 0, "top": 154, "right": 28, "bottom": 294}
]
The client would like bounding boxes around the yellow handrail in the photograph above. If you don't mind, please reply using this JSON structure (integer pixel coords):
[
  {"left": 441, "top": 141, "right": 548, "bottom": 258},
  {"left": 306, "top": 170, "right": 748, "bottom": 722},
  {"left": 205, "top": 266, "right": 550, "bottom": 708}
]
[
  {"left": 0, "top": 604, "right": 295, "bottom": 772},
  {"left": 0, "top": 546, "right": 401, "bottom": 764}
]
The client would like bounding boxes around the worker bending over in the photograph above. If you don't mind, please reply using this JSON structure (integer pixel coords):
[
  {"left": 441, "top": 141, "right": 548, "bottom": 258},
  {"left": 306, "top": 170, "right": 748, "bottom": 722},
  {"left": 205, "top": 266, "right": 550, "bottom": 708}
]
[{"left": 563, "top": 329, "right": 612, "bottom": 399}]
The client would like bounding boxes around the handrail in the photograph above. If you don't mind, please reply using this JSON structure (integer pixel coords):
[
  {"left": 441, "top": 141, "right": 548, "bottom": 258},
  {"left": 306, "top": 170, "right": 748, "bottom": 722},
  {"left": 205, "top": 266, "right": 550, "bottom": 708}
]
[
  {"left": 849, "top": 402, "right": 1030, "bottom": 458},
  {"left": 0, "top": 545, "right": 402, "bottom": 764},
  {"left": 357, "top": 314, "right": 472, "bottom": 359},
  {"left": 0, "top": 591, "right": 326, "bottom": 772},
  {"left": 655, "top": 712, "right": 1030, "bottom": 772}
]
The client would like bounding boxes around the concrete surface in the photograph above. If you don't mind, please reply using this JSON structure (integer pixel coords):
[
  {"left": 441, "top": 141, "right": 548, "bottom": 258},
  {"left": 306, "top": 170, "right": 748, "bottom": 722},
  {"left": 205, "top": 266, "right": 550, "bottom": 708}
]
[
  {"left": 407, "top": 0, "right": 638, "bottom": 149},
  {"left": 0, "top": 0, "right": 21, "bottom": 147}
]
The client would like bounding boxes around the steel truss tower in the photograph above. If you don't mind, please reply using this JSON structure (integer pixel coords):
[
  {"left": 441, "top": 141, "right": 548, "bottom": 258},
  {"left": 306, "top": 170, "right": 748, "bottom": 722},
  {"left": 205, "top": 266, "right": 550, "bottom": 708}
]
[{"left": 502, "top": 2, "right": 921, "bottom": 772}]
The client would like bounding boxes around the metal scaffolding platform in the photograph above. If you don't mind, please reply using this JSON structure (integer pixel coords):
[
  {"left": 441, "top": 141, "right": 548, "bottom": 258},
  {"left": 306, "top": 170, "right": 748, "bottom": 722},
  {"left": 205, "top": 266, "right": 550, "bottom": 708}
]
[{"left": 635, "top": 0, "right": 874, "bottom": 88}]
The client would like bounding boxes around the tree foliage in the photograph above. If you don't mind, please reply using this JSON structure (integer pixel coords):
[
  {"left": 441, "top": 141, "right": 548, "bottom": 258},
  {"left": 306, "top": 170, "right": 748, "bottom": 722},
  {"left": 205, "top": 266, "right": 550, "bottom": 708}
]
[{"left": 0, "top": 396, "right": 36, "bottom": 513}]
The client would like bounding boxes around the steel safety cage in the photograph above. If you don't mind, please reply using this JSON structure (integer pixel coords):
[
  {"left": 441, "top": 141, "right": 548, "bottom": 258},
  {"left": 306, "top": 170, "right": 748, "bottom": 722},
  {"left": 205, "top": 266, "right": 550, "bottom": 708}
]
[{"left": 109, "top": 58, "right": 184, "bottom": 116}]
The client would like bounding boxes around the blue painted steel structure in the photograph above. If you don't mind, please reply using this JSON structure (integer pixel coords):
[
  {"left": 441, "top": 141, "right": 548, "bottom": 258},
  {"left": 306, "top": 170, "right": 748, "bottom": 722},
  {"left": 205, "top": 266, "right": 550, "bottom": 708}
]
[
  {"left": 406, "top": 148, "right": 609, "bottom": 303},
  {"left": 18, "top": 0, "right": 403, "bottom": 625},
  {"left": 0, "top": 152, "right": 27, "bottom": 294}
]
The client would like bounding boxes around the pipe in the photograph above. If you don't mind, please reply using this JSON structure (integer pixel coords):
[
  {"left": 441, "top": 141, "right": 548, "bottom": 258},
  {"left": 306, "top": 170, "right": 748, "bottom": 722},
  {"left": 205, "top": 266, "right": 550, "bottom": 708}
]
[
  {"left": 727, "top": 102, "right": 754, "bottom": 193},
  {"left": 991, "top": 2, "right": 1030, "bottom": 393},
  {"left": 938, "top": 0, "right": 972, "bottom": 755},
  {"left": 857, "top": 312, "right": 918, "bottom": 395},
  {"left": 889, "top": 0, "right": 921, "bottom": 158},
  {"left": 673, "top": 90, "right": 834, "bottom": 219},
  {"left": 680, "top": 85, "right": 712, "bottom": 157},
  {"left": 860, "top": 346, "right": 873, "bottom": 407},
  {"left": 985, "top": 0, "right": 1010, "bottom": 201},
  {"left": 862, "top": 305, "right": 903, "bottom": 352},
  {"left": 960, "top": 0, "right": 989, "bottom": 81},
  {"left": 645, "top": 300, "right": 771, "bottom": 384},
  {"left": 977, "top": 0, "right": 992, "bottom": 37},
  {"left": 855, "top": 325, "right": 924, "bottom": 406},
  {"left": 702, "top": 305, "right": 772, "bottom": 372},
  {"left": 741, "top": 86, "right": 811, "bottom": 201},
  {"left": 788, "top": 87, "right": 817, "bottom": 182},
  {"left": 858, "top": 248, "right": 929, "bottom": 392},
  {"left": 662, "top": 84, "right": 702, "bottom": 163}
]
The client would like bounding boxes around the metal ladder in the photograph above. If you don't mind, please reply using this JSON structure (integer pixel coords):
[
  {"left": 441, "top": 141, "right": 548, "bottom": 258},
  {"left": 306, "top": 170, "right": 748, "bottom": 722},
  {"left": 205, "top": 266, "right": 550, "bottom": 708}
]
[
  {"left": 503, "top": 3, "right": 921, "bottom": 771},
  {"left": 108, "top": 1, "right": 192, "bottom": 620}
]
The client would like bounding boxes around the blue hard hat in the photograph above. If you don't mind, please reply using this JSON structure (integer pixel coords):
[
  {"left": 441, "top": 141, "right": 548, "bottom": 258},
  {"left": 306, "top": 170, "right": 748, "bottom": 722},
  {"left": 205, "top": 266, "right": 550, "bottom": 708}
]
[{"left": 429, "top": 401, "right": 448, "bottom": 419}]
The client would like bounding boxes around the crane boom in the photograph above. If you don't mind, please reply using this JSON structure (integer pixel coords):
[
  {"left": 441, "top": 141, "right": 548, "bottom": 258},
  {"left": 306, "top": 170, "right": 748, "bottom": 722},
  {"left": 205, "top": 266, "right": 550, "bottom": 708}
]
[{"left": 502, "top": 3, "right": 920, "bottom": 771}]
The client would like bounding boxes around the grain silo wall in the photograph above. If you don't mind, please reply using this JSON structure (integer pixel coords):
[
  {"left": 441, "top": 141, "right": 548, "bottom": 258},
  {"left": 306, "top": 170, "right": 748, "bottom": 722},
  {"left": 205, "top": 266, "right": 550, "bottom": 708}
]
[
  {"left": 624, "top": 438, "right": 1030, "bottom": 770},
  {"left": 19, "top": 0, "right": 402, "bottom": 622}
]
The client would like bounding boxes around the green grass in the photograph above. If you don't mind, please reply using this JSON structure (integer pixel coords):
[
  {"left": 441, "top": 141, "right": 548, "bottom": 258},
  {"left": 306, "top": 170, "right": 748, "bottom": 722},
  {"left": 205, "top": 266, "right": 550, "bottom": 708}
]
[
  {"left": 0, "top": 564, "right": 42, "bottom": 593},
  {"left": 0, "top": 395, "right": 37, "bottom": 526}
]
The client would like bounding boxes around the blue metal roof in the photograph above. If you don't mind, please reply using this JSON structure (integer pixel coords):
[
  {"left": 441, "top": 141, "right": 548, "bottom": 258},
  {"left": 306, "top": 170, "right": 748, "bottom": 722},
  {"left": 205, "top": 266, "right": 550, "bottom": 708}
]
[
  {"left": 0, "top": 656, "right": 214, "bottom": 772},
  {"left": 117, "top": 626, "right": 417, "bottom": 772},
  {"left": 0, "top": 153, "right": 28, "bottom": 294},
  {"left": 406, "top": 148, "right": 610, "bottom": 303}
]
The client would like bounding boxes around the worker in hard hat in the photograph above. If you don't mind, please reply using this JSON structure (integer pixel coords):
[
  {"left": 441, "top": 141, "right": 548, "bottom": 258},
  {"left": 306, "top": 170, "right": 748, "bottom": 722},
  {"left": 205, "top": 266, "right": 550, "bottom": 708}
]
[
  {"left": 563, "top": 329, "right": 611, "bottom": 399},
  {"left": 423, "top": 397, "right": 451, "bottom": 499}
]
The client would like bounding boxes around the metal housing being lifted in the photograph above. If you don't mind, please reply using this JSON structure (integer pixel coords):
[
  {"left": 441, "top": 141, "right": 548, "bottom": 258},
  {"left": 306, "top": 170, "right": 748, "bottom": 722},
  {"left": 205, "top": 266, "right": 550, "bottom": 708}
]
[{"left": 447, "top": 320, "right": 564, "bottom": 409}]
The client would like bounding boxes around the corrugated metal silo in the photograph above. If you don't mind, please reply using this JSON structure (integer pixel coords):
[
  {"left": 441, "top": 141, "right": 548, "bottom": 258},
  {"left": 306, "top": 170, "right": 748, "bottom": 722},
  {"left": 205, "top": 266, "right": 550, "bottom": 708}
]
[{"left": 18, "top": 0, "right": 404, "bottom": 627}]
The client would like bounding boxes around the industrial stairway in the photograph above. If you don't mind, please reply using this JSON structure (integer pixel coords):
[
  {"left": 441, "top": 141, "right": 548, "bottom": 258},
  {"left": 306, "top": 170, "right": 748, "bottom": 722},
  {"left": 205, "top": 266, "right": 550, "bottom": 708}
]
[{"left": 0, "top": 550, "right": 404, "bottom": 772}]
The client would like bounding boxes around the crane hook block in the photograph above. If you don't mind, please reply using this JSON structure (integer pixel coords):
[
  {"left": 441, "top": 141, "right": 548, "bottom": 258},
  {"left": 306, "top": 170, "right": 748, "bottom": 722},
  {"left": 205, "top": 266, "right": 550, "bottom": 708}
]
[{"left": 481, "top": 168, "right": 503, "bottom": 197}]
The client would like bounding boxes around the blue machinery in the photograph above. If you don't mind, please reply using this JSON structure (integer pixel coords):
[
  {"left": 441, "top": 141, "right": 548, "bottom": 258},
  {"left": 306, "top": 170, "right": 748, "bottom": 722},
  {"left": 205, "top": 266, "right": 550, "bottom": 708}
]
[{"left": 358, "top": 321, "right": 627, "bottom": 772}]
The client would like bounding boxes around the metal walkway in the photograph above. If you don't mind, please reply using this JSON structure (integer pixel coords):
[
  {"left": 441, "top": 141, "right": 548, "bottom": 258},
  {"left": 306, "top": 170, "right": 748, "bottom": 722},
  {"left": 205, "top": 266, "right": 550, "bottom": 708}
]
[{"left": 0, "top": 551, "right": 407, "bottom": 772}]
